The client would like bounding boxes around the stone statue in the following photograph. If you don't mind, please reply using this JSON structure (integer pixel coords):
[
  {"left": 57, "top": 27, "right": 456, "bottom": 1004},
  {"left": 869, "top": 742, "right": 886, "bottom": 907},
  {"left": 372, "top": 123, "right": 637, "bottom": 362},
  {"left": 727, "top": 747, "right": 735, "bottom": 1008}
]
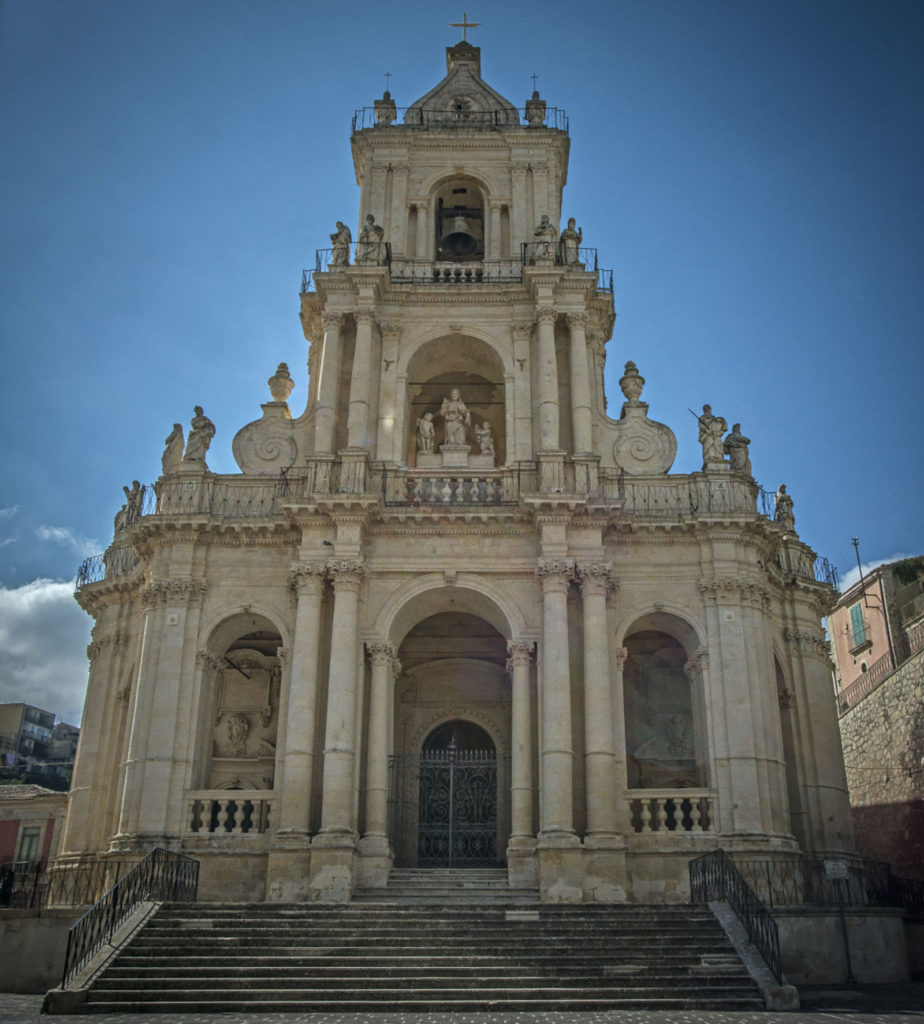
[
  {"left": 560, "top": 217, "right": 583, "bottom": 265},
  {"left": 123, "top": 480, "right": 145, "bottom": 525},
  {"left": 475, "top": 421, "right": 494, "bottom": 456},
  {"left": 533, "top": 214, "right": 557, "bottom": 262},
  {"left": 439, "top": 388, "right": 471, "bottom": 446},
  {"left": 330, "top": 221, "right": 351, "bottom": 266},
  {"left": 723, "top": 423, "right": 752, "bottom": 475},
  {"left": 162, "top": 423, "right": 184, "bottom": 474},
  {"left": 697, "top": 404, "right": 727, "bottom": 465},
  {"left": 416, "top": 412, "right": 435, "bottom": 453},
  {"left": 357, "top": 214, "right": 385, "bottom": 264},
  {"left": 183, "top": 406, "right": 216, "bottom": 463},
  {"left": 225, "top": 713, "right": 250, "bottom": 757},
  {"left": 775, "top": 484, "right": 796, "bottom": 532}
]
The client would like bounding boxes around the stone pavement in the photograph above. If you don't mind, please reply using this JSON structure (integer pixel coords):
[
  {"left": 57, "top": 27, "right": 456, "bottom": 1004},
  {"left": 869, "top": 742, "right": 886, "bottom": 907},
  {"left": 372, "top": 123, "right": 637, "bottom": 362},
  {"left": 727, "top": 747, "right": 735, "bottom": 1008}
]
[{"left": 1, "top": 986, "right": 923, "bottom": 1024}]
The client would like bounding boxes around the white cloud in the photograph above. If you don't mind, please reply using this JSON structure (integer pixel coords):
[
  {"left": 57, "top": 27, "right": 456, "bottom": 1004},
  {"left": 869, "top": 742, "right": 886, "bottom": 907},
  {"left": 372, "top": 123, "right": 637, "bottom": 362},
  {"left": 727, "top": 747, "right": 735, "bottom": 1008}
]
[
  {"left": 0, "top": 579, "right": 91, "bottom": 725},
  {"left": 35, "top": 525, "right": 101, "bottom": 558},
  {"left": 0, "top": 506, "right": 18, "bottom": 519},
  {"left": 839, "top": 552, "right": 919, "bottom": 593}
]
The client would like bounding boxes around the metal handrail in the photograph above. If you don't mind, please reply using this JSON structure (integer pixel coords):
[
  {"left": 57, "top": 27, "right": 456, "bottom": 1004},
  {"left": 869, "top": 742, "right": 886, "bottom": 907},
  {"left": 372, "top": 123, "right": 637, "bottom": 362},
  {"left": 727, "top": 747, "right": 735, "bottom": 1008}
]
[
  {"left": 689, "top": 848, "right": 782, "bottom": 983},
  {"left": 61, "top": 848, "right": 198, "bottom": 989}
]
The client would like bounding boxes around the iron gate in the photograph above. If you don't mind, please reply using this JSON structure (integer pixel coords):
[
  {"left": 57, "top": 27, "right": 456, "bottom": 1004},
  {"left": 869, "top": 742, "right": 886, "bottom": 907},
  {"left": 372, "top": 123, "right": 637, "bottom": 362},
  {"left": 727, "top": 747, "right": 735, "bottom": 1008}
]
[{"left": 416, "top": 748, "right": 497, "bottom": 867}]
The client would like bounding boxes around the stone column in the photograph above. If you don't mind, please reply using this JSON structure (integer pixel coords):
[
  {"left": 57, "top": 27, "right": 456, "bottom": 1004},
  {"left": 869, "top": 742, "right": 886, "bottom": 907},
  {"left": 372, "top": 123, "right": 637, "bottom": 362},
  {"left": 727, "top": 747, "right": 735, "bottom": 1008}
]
[
  {"left": 416, "top": 200, "right": 430, "bottom": 260},
  {"left": 310, "top": 559, "right": 365, "bottom": 902},
  {"left": 566, "top": 312, "right": 593, "bottom": 454},
  {"left": 315, "top": 313, "right": 344, "bottom": 454},
  {"left": 347, "top": 310, "right": 376, "bottom": 449},
  {"left": 507, "top": 640, "right": 535, "bottom": 842},
  {"left": 535, "top": 307, "right": 560, "bottom": 451},
  {"left": 277, "top": 564, "right": 326, "bottom": 835},
  {"left": 359, "top": 641, "right": 398, "bottom": 887},
  {"left": 610, "top": 642, "right": 632, "bottom": 834},
  {"left": 577, "top": 563, "right": 618, "bottom": 837},
  {"left": 489, "top": 202, "right": 503, "bottom": 259},
  {"left": 536, "top": 559, "right": 575, "bottom": 835}
]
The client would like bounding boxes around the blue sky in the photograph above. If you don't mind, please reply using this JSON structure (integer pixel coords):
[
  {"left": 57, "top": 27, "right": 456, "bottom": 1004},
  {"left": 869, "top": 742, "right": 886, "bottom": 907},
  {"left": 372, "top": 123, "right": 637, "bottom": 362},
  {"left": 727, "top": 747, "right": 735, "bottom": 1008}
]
[{"left": 1, "top": 0, "right": 922, "bottom": 724}]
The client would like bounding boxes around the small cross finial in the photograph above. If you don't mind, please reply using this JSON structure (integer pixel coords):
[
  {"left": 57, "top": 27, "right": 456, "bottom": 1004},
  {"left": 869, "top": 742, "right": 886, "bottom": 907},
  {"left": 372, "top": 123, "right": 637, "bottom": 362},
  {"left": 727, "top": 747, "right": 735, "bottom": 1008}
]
[
  {"left": 384, "top": 72, "right": 392, "bottom": 91},
  {"left": 449, "top": 12, "right": 480, "bottom": 41},
  {"left": 530, "top": 73, "right": 539, "bottom": 91}
]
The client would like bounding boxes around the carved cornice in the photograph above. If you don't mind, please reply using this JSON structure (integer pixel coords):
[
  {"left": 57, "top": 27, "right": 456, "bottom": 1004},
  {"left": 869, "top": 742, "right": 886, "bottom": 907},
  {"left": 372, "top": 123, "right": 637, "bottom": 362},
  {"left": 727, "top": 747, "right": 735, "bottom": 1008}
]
[
  {"left": 196, "top": 649, "right": 224, "bottom": 673},
  {"left": 536, "top": 558, "right": 575, "bottom": 592},
  {"left": 783, "top": 626, "right": 830, "bottom": 662},
  {"left": 327, "top": 559, "right": 366, "bottom": 590},
  {"left": 697, "top": 575, "right": 771, "bottom": 608},
  {"left": 140, "top": 579, "right": 207, "bottom": 610},
  {"left": 87, "top": 631, "right": 128, "bottom": 661},
  {"left": 576, "top": 561, "right": 618, "bottom": 598},
  {"left": 290, "top": 562, "right": 328, "bottom": 596},
  {"left": 321, "top": 313, "right": 345, "bottom": 331},
  {"left": 505, "top": 639, "right": 535, "bottom": 675}
]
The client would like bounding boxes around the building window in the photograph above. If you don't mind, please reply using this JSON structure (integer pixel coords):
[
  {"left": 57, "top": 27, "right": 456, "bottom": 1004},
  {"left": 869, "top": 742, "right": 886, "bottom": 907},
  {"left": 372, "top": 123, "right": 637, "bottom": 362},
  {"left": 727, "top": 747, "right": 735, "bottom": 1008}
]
[
  {"left": 849, "top": 603, "right": 868, "bottom": 650},
  {"left": 16, "top": 826, "right": 40, "bottom": 866}
]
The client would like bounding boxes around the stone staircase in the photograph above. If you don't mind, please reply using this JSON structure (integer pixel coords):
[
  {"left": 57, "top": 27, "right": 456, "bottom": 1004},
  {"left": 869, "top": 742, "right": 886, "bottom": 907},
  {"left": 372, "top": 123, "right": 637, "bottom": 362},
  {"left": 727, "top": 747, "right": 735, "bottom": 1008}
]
[{"left": 76, "top": 869, "right": 765, "bottom": 1013}]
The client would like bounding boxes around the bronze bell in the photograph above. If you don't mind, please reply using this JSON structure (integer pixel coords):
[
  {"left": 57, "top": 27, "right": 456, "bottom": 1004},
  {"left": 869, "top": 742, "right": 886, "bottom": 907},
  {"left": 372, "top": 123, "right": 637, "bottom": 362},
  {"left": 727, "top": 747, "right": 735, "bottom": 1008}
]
[{"left": 440, "top": 215, "right": 479, "bottom": 259}]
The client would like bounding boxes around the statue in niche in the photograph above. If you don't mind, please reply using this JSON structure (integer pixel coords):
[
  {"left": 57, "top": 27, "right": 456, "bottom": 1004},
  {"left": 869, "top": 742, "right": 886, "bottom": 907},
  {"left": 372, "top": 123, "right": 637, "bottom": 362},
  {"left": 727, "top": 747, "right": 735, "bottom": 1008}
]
[
  {"left": 330, "top": 221, "right": 351, "bottom": 266},
  {"left": 357, "top": 214, "right": 385, "bottom": 264},
  {"left": 416, "top": 412, "right": 435, "bottom": 453},
  {"left": 723, "top": 422, "right": 752, "bottom": 475},
  {"left": 225, "top": 713, "right": 250, "bottom": 757},
  {"left": 534, "top": 214, "right": 557, "bottom": 262},
  {"left": 775, "top": 484, "right": 796, "bottom": 532},
  {"left": 560, "top": 217, "right": 583, "bottom": 265},
  {"left": 697, "top": 404, "right": 727, "bottom": 464},
  {"left": 440, "top": 388, "right": 471, "bottom": 446},
  {"left": 161, "top": 423, "right": 184, "bottom": 474},
  {"left": 183, "top": 406, "right": 215, "bottom": 463},
  {"left": 474, "top": 421, "right": 495, "bottom": 457}
]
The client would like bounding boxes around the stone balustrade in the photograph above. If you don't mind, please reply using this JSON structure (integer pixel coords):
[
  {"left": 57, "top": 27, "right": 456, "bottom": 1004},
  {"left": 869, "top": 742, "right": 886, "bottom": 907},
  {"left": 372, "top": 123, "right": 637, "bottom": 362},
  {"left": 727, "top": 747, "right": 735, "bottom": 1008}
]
[
  {"left": 186, "top": 791, "right": 275, "bottom": 835},
  {"left": 628, "top": 789, "right": 717, "bottom": 833}
]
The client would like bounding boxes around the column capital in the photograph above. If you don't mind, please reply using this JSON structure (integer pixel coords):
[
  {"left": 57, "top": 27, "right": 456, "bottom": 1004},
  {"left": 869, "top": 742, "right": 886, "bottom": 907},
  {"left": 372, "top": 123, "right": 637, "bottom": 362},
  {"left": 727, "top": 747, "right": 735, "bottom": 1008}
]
[
  {"left": 366, "top": 639, "right": 397, "bottom": 667},
  {"left": 321, "top": 312, "right": 345, "bottom": 331},
  {"left": 536, "top": 558, "right": 575, "bottom": 592},
  {"left": 577, "top": 561, "right": 618, "bottom": 598},
  {"left": 327, "top": 559, "right": 366, "bottom": 590},
  {"left": 565, "top": 311, "right": 588, "bottom": 329},
  {"left": 140, "top": 578, "right": 207, "bottom": 611},
  {"left": 535, "top": 305, "right": 557, "bottom": 326},
  {"left": 196, "top": 648, "right": 224, "bottom": 674},
  {"left": 290, "top": 562, "right": 327, "bottom": 595},
  {"left": 354, "top": 309, "right": 376, "bottom": 327},
  {"left": 683, "top": 655, "right": 704, "bottom": 681},
  {"left": 612, "top": 645, "right": 629, "bottom": 670},
  {"left": 506, "top": 639, "right": 535, "bottom": 674}
]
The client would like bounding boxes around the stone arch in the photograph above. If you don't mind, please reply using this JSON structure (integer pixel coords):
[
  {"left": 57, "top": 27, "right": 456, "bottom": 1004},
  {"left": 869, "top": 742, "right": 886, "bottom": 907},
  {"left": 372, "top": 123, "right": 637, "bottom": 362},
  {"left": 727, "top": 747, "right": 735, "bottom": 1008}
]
[
  {"left": 619, "top": 609, "right": 706, "bottom": 791},
  {"left": 198, "top": 610, "right": 285, "bottom": 793},
  {"left": 403, "top": 333, "right": 508, "bottom": 466}
]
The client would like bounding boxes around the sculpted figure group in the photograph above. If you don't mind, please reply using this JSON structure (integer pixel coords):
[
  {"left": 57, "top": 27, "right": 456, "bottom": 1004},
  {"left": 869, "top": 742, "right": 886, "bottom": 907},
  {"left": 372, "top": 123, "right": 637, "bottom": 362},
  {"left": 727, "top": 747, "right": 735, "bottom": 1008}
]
[
  {"left": 415, "top": 387, "right": 496, "bottom": 461},
  {"left": 696, "top": 405, "right": 753, "bottom": 477}
]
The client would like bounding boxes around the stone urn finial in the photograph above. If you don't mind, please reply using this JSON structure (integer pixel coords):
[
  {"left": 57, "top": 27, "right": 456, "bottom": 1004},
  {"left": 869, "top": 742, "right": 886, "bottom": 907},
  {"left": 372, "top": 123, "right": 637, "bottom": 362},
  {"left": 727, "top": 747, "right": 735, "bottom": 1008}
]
[
  {"left": 619, "top": 361, "right": 645, "bottom": 403},
  {"left": 268, "top": 362, "right": 294, "bottom": 403}
]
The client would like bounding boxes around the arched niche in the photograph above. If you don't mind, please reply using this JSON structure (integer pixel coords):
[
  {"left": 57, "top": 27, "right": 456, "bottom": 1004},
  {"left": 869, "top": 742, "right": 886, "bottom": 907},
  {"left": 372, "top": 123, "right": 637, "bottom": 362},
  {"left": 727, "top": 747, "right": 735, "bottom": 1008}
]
[
  {"left": 405, "top": 334, "right": 506, "bottom": 466},
  {"left": 623, "top": 627, "right": 704, "bottom": 789},
  {"left": 202, "top": 615, "right": 283, "bottom": 792},
  {"left": 432, "top": 175, "right": 486, "bottom": 261}
]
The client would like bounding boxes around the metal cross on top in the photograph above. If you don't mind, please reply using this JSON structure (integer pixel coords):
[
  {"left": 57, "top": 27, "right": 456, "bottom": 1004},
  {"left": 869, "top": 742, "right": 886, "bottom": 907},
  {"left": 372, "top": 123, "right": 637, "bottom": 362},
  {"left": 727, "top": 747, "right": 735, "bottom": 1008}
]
[{"left": 449, "top": 13, "right": 480, "bottom": 41}]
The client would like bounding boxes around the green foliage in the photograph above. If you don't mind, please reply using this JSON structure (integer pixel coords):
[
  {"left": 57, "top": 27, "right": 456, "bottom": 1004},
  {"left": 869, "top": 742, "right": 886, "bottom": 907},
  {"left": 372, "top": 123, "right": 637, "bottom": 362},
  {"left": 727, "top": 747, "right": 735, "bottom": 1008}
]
[{"left": 892, "top": 557, "right": 924, "bottom": 586}]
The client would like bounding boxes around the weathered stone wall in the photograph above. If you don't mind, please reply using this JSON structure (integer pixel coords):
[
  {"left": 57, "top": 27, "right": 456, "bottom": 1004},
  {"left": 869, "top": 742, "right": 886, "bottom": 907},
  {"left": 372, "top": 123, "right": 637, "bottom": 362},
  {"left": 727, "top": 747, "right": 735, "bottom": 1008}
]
[{"left": 838, "top": 650, "right": 924, "bottom": 878}]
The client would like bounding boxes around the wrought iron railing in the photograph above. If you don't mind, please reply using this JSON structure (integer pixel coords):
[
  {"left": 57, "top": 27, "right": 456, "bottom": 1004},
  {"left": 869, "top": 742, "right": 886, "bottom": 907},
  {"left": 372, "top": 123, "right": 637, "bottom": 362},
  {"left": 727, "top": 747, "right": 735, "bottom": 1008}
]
[
  {"left": 61, "top": 848, "right": 198, "bottom": 989},
  {"left": 689, "top": 848, "right": 782, "bottom": 983},
  {"left": 76, "top": 546, "right": 141, "bottom": 589},
  {"left": 351, "top": 105, "right": 570, "bottom": 132},
  {"left": 0, "top": 857, "right": 132, "bottom": 910},
  {"left": 838, "top": 619, "right": 924, "bottom": 713}
]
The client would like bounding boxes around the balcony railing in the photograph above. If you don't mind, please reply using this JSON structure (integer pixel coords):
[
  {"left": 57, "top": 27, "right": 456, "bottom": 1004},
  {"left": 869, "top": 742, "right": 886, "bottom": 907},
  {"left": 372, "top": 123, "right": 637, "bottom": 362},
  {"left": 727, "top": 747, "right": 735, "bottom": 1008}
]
[
  {"left": 303, "top": 247, "right": 613, "bottom": 293},
  {"left": 186, "top": 791, "right": 275, "bottom": 835},
  {"left": 351, "top": 105, "right": 569, "bottom": 132},
  {"left": 628, "top": 789, "right": 716, "bottom": 833},
  {"left": 839, "top": 619, "right": 924, "bottom": 714}
]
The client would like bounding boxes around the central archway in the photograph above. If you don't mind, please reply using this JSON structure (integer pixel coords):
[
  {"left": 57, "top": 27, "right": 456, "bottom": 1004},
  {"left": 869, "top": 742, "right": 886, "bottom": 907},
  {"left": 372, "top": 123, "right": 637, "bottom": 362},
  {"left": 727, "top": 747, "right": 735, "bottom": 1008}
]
[{"left": 417, "top": 720, "right": 498, "bottom": 867}]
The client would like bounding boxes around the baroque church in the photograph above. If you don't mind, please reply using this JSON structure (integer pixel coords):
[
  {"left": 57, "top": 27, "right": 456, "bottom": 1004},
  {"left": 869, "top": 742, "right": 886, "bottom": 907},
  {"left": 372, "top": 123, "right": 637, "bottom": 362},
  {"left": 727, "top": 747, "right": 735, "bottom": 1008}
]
[{"left": 63, "top": 38, "right": 854, "bottom": 905}]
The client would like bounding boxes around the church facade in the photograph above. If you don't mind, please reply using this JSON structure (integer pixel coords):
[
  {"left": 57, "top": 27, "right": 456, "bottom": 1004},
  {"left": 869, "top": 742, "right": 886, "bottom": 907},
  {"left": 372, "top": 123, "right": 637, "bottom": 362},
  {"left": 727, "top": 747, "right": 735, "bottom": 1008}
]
[{"left": 63, "top": 40, "right": 854, "bottom": 904}]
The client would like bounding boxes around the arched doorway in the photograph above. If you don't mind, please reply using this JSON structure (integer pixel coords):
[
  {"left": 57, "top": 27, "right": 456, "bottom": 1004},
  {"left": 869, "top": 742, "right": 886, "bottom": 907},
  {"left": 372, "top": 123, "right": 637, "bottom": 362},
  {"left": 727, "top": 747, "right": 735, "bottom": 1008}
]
[{"left": 417, "top": 720, "right": 497, "bottom": 867}]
